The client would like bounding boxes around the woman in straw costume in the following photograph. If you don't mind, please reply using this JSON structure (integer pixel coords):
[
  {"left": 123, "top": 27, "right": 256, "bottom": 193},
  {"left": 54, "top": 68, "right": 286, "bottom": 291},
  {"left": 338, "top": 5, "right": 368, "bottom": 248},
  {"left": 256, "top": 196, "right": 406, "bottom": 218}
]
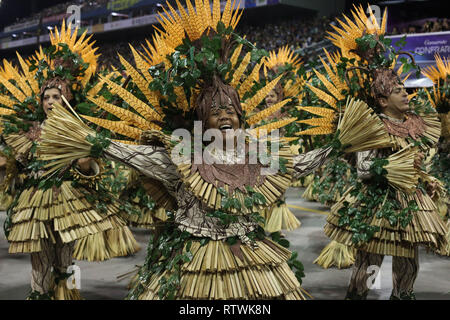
[
  {"left": 0, "top": 22, "right": 139, "bottom": 299},
  {"left": 297, "top": 5, "right": 448, "bottom": 299},
  {"left": 36, "top": 0, "right": 353, "bottom": 300},
  {"left": 38, "top": 0, "right": 416, "bottom": 300}
]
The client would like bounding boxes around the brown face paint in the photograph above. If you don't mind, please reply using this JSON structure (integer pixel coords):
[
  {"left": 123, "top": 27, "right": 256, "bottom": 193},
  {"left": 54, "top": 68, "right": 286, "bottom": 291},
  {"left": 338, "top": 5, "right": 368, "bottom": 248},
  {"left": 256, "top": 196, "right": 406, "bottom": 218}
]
[{"left": 196, "top": 75, "right": 243, "bottom": 128}]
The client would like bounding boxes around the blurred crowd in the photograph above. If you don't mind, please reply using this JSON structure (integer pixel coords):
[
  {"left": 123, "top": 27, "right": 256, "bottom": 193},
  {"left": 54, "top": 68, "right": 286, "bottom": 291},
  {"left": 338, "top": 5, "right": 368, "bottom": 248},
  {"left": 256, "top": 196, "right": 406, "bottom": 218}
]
[
  {"left": 93, "top": 15, "right": 335, "bottom": 70},
  {"left": 4, "top": 1, "right": 449, "bottom": 71},
  {"left": 97, "top": 38, "right": 145, "bottom": 71},
  {"left": 389, "top": 18, "right": 450, "bottom": 35},
  {"left": 240, "top": 16, "right": 334, "bottom": 53},
  {"left": 12, "top": 0, "right": 110, "bottom": 25}
]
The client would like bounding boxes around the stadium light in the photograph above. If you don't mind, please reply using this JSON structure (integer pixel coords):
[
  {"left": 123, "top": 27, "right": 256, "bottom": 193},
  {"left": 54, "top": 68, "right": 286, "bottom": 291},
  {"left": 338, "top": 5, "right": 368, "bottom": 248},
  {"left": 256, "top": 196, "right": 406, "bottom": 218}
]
[{"left": 110, "top": 12, "right": 129, "bottom": 18}]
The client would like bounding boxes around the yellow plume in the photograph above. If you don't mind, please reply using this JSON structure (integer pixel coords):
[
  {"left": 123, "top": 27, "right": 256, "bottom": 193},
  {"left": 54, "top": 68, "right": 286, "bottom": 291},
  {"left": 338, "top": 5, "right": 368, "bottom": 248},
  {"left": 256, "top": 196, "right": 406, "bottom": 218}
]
[
  {"left": 102, "top": 77, "right": 162, "bottom": 122},
  {"left": 243, "top": 75, "right": 283, "bottom": 113},
  {"left": 247, "top": 99, "right": 291, "bottom": 125},
  {"left": 81, "top": 115, "right": 142, "bottom": 140},
  {"left": 249, "top": 117, "right": 297, "bottom": 138},
  {"left": 306, "top": 83, "right": 338, "bottom": 109}
]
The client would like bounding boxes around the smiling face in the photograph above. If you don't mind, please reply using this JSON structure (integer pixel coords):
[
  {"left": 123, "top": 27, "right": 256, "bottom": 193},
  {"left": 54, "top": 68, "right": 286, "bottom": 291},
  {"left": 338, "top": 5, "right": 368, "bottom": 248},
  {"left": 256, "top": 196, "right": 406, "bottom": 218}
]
[
  {"left": 378, "top": 84, "right": 410, "bottom": 120},
  {"left": 42, "top": 87, "right": 62, "bottom": 115},
  {"left": 205, "top": 99, "right": 241, "bottom": 142}
]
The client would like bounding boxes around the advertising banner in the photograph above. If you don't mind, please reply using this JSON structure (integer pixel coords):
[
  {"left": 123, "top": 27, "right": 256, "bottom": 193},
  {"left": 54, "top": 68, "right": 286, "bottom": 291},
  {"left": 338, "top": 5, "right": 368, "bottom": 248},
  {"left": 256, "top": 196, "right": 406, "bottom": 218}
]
[
  {"left": 4, "top": 20, "right": 39, "bottom": 33},
  {"left": 1, "top": 34, "right": 50, "bottom": 49},
  {"left": 244, "top": 0, "right": 278, "bottom": 8},
  {"left": 132, "top": 14, "right": 158, "bottom": 27},
  {"left": 387, "top": 31, "right": 450, "bottom": 63},
  {"left": 103, "top": 18, "right": 132, "bottom": 31},
  {"left": 387, "top": 31, "right": 450, "bottom": 87},
  {"left": 92, "top": 24, "right": 105, "bottom": 33}
]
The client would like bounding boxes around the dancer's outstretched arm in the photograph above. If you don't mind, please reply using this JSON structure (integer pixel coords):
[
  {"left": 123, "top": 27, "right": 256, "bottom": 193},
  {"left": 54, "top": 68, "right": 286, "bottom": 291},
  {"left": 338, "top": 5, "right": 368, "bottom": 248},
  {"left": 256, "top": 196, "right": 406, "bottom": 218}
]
[
  {"left": 105, "top": 140, "right": 180, "bottom": 193},
  {"left": 292, "top": 146, "right": 333, "bottom": 178}
]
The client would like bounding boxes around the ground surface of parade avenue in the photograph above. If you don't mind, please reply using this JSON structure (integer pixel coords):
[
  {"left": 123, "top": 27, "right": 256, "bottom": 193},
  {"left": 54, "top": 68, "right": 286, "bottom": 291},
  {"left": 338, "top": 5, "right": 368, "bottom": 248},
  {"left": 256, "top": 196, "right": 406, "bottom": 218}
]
[{"left": 1, "top": 187, "right": 449, "bottom": 300}]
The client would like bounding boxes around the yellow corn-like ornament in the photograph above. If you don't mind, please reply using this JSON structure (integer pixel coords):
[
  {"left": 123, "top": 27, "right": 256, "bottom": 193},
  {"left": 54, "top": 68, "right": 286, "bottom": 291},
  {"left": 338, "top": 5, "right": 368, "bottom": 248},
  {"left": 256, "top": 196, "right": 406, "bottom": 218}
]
[
  {"left": 250, "top": 117, "right": 297, "bottom": 138},
  {"left": 247, "top": 99, "right": 291, "bottom": 125},
  {"left": 296, "top": 126, "right": 335, "bottom": 136},
  {"left": 243, "top": 75, "right": 283, "bottom": 113},
  {"left": 81, "top": 115, "right": 142, "bottom": 140},
  {"left": 306, "top": 83, "right": 338, "bottom": 109}
]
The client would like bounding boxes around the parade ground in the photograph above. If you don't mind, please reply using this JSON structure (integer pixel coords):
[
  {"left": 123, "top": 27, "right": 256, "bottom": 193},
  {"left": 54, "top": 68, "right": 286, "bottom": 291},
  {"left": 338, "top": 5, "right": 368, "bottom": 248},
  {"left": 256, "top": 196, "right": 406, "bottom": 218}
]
[{"left": 1, "top": 187, "right": 448, "bottom": 300}]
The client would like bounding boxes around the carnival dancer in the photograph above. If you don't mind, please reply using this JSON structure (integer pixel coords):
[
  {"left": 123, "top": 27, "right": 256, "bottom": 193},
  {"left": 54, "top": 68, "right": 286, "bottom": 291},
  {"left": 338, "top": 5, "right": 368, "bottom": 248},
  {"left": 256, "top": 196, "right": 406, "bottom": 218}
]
[
  {"left": 37, "top": 0, "right": 348, "bottom": 300},
  {"left": 297, "top": 5, "right": 448, "bottom": 299},
  {"left": 0, "top": 22, "right": 139, "bottom": 299}
]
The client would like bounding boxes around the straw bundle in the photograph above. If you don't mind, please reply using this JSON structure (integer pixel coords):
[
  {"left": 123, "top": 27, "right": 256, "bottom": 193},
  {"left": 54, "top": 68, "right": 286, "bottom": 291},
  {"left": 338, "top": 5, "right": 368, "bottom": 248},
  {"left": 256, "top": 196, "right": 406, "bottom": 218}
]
[
  {"left": 104, "top": 225, "right": 141, "bottom": 257},
  {"left": 421, "top": 112, "right": 442, "bottom": 145},
  {"left": 337, "top": 97, "right": 392, "bottom": 153},
  {"left": 385, "top": 145, "right": 419, "bottom": 193},
  {"left": 313, "top": 240, "right": 355, "bottom": 269},
  {"left": 73, "top": 232, "right": 111, "bottom": 262},
  {"left": 264, "top": 202, "right": 301, "bottom": 233},
  {"left": 53, "top": 279, "right": 83, "bottom": 300},
  {"left": 38, "top": 103, "right": 98, "bottom": 175}
]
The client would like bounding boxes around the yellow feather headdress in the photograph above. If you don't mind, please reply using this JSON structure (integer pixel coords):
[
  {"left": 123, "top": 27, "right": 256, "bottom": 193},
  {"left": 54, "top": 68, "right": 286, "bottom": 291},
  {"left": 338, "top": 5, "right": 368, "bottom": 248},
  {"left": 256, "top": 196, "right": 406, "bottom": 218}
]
[
  {"left": 327, "top": 4, "right": 387, "bottom": 58},
  {"left": 82, "top": 0, "right": 299, "bottom": 142},
  {"left": 0, "top": 21, "right": 100, "bottom": 128},
  {"left": 422, "top": 54, "right": 450, "bottom": 84},
  {"left": 422, "top": 54, "right": 450, "bottom": 113},
  {"left": 264, "top": 45, "right": 303, "bottom": 74},
  {"left": 49, "top": 20, "right": 100, "bottom": 88}
]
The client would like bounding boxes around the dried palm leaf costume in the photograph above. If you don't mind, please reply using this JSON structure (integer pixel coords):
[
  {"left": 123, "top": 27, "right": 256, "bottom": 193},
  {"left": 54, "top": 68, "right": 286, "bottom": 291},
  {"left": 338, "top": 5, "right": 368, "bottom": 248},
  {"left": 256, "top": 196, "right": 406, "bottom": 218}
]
[
  {"left": 35, "top": 0, "right": 354, "bottom": 300},
  {"left": 422, "top": 54, "right": 450, "bottom": 255},
  {"left": 0, "top": 23, "right": 139, "bottom": 299},
  {"left": 297, "top": 5, "right": 448, "bottom": 299}
]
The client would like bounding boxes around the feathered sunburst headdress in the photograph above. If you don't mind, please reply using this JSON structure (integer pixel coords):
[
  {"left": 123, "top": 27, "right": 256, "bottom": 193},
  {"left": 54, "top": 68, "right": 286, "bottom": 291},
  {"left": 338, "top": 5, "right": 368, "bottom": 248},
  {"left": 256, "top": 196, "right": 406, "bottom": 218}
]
[
  {"left": 422, "top": 54, "right": 450, "bottom": 115},
  {"left": 262, "top": 45, "right": 305, "bottom": 100},
  {"left": 0, "top": 21, "right": 100, "bottom": 133},
  {"left": 422, "top": 53, "right": 450, "bottom": 85},
  {"left": 81, "top": 0, "right": 298, "bottom": 144},
  {"left": 296, "top": 4, "right": 418, "bottom": 137},
  {"left": 41, "top": 20, "right": 99, "bottom": 92},
  {"left": 327, "top": 4, "right": 387, "bottom": 61},
  {"left": 264, "top": 45, "right": 303, "bottom": 75}
]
